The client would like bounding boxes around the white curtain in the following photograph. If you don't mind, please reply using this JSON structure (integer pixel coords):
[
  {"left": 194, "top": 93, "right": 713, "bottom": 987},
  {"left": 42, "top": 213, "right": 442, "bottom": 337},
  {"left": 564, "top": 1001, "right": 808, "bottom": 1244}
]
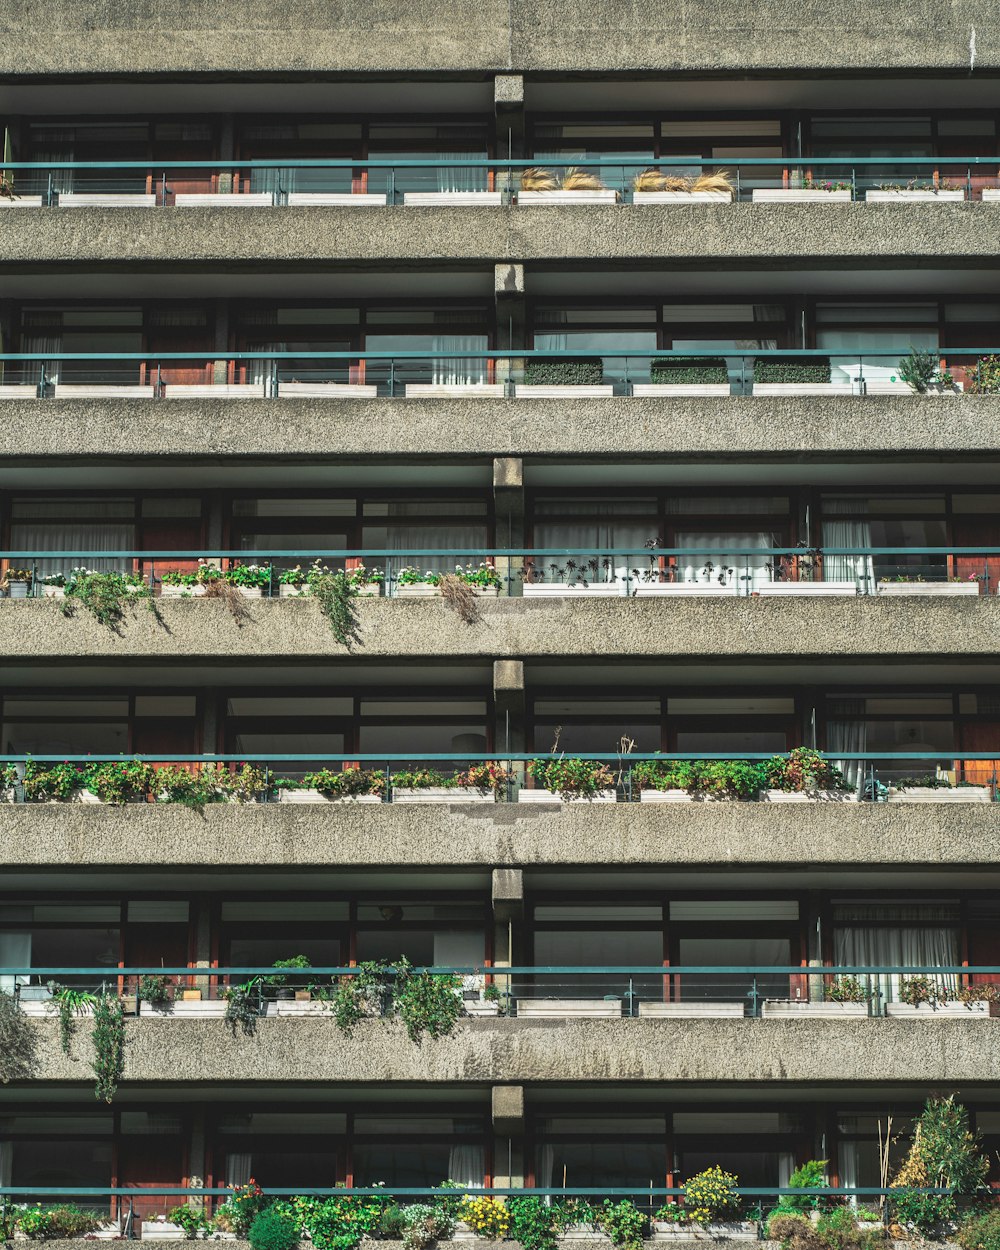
[
  {"left": 839, "top": 1142, "right": 859, "bottom": 1204},
  {"left": 822, "top": 502, "right": 874, "bottom": 590},
  {"left": 534, "top": 518, "right": 655, "bottom": 585},
  {"left": 0, "top": 1140, "right": 12, "bottom": 1188},
  {"left": 834, "top": 926, "right": 959, "bottom": 1003},
  {"left": 249, "top": 340, "right": 287, "bottom": 395},
  {"left": 437, "top": 153, "right": 486, "bottom": 194},
  {"left": 674, "top": 531, "right": 775, "bottom": 592},
  {"left": 10, "top": 523, "right": 135, "bottom": 576},
  {"left": 21, "top": 332, "right": 61, "bottom": 387},
  {"left": 224, "top": 1153, "right": 252, "bottom": 1189},
  {"left": 447, "top": 1145, "right": 485, "bottom": 1188},
  {"left": 827, "top": 712, "right": 867, "bottom": 794},
  {"left": 431, "top": 336, "right": 486, "bottom": 386},
  {"left": 778, "top": 1153, "right": 795, "bottom": 1188},
  {"left": 0, "top": 932, "right": 31, "bottom": 995},
  {"left": 387, "top": 520, "right": 485, "bottom": 576},
  {"left": 538, "top": 1144, "right": 555, "bottom": 1203}
]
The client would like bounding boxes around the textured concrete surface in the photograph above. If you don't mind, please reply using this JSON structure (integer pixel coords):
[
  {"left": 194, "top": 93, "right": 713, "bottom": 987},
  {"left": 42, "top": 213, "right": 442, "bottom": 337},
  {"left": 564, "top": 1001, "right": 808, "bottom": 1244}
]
[
  {"left": 1, "top": 595, "right": 999, "bottom": 660},
  {"left": 2, "top": 396, "right": 998, "bottom": 461},
  {"left": 24, "top": 1015, "right": 1000, "bottom": 1085},
  {"left": 1, "top": 0, "right": 997, "bottom": 73},
  {"left": 2, "top": 801, "right": 998, "bottom": 868},
  {"left": 3, "top": 204, "right": 1000, "bottom": 267}
]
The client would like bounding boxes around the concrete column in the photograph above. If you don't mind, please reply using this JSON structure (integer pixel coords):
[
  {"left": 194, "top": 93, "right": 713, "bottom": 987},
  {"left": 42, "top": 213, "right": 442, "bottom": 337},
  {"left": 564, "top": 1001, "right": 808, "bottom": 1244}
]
[
  {"left": 492, "top": 1085, "right": 526, "bottom": 1189},
  {"left": 492, "top": 868, "right": 524, "bottom": 1000},
  {"left": 211, "top": 298, "right": 230, "bottom": 387},
  {"left": 493, "top": 456, "right": 524, "bottom": 594},
  {"left": 495, "top": 262, "right": 526, "bottom": 374},
  {"left": 191, "top": 898, "right": 212, "bottom": 997},
  {"left": 493, "top": 660, "right": 525, "bottom": 759},
  {"left": 494, "top": 74, "right": 525, "bottom": 162}
]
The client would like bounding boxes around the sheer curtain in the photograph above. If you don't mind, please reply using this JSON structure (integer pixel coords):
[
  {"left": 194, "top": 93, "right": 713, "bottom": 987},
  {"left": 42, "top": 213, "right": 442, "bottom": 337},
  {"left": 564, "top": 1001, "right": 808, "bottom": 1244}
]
[
  {"left": 834, "top": 926, "right": 959, "bottom": 1002},
  {"left": 447, "top": 1145, "right": 485, "bottom": 1188},
  {"left": 827, "top": 711, "right": 867, "bottom": 795},
  {"left": 0, "top": 932, "right": 31, "bottom": 995},
  {"left": 534, "top": 514, "right": 654, "bottom": 584},
  {"left": 822, "top": 502, "right": 874, "bottom": 589},
  {"left": 537, "top": 1145, "right": 555, "bottom": 1204},
  {"left": 431, "top": 336, "right": 486, "bottom": 386},
  {"left": 387, "top": 509, "right": 485, "bottom": 577},
  {"left": 674, "top": 531, "right": 775, "bottom": 592},
  {"left": 838, "top": 1142, "right": 859, "bottom": 1204},
  {"left": 21, "top": 332, "right": 61, "bottom": 387},
  {"left": 10, "top": 523, "right": 135, "bottom": 576},
  {"left": 436, "top": 153, "right": 486, "bottom": 194},
  {"left": 224, "top": 1153, "right": 252, "bottom": 1189}
]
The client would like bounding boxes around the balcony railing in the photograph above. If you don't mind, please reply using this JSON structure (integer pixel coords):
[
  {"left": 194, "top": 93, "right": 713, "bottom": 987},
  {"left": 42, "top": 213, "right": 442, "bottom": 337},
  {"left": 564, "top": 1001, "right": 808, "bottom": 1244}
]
[
  {"left": 0, "top": 348, "right": 995, "bottom": 397},
  {"left": 2, "top": 546, "right": 999, "bottom": 596},
  {"left": 1, "top": 752, "right": 996, "bottom": 802},
  {"left": 3, "top": 155, "right": 1000, "bottom": 203}
]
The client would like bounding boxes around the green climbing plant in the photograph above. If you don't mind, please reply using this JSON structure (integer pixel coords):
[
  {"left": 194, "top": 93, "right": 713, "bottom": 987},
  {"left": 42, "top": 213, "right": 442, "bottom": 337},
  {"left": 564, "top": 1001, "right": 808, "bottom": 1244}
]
[
  {"left": 91, "top": 993, "right": 125, "bottom": 1103},
  {"left": 46, "top": 983, "right": 97, "bottom": 1055}
]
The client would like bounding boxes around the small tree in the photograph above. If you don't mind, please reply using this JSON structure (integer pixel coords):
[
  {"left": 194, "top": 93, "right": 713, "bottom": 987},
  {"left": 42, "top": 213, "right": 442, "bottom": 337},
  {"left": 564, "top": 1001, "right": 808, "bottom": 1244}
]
[{"left": 891, "top": 1095, "right": 987, "bottom": 1231}]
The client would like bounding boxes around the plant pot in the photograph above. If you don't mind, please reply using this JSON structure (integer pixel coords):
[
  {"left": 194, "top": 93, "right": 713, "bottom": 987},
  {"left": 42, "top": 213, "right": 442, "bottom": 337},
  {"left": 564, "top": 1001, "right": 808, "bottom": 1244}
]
[
  {"left": 286, "top": 192, "right": 387, "bottom": 207},
  {"left": 404, "top": 383, "right": 506, "bottom": 398},
  {"left": 886, "top": 1000, "right": 997, "bottom": 1017},
  {"left": 516, "top": 998, "right": 623, "bottom": 1018},
  {"left": 174, "top": 192, "right": 274, "bottom": 206},
  {"left": 556, "top": 1227, "right": 610, "bottom": 1242},
  {"left": 877, "top": 580, "right": 980, "bottom": 595},
  {"left": 515, "top": 384, "right": 615, "bottom": 398},
  {"left": 451, "top": 1221, "right": 480, "bottom": 1240},
  {"left": 168, "top": 999, "right": 228, "bottom": 1017},
  {"left": 652, "top": 1221, "right": 694, "bottom": 1240},
  {"left": 640, "top": 789, "right": 694, "bottom": 803},
  {"left": 403, "top": 192, "right": 503, "bottom": 206},
  {"left": 761, "top": 1000, "right": 868, "bottom": 1018},
  {"left": 391, "top": 786, "right": 495, "bottom": 803},
  {"left": 72, "top": 788, "right": 103, "bottom": 804},
  {"left": 41, "top": 585, "right": 66, "bottom": 598},
  {"left": 632, "top": 191, "right": 732, "bottom": 203},
  {"left": 279, "top": 787, "right": 382, "bottom": 803},
  {"left": 236, "top": 586, "right": 264, "bottom": 598},
  {"left": 888, "top": 786, "right": 991, "bottom": 803},
  {"left": 865, "top": 190, "right": 965, "bottom": 202},
  {"left": 764, "top": 789, "right": 857, "bottom": 803},
  {"left": 631, "top": 383, "right": 732, "bottom": 397},
  {"left": 7, "top": 582, "right": 29, "bottom": 598},
  {"left": 518, "top": 788, "right": 617, "bottom": 803},
  {"left": 160, "top": 583, "right": 206, "bottom": 597},
  {"left": 756, "top": 581, "right": 856, "bottom": 595},
  {"left": 638, "top": 1001, "right": 745, "bottom": 1018},
  {"left": 395, "top": 583, "right": 498, "bottom": 598},
  {"left": 279, "top": 583, "right": 309, "bottom": 597},
  {"left": 633, "top": 582, "right": 736, "bottom": 596},
  {"left": 518, "top": 189, "right": 618, "bottom": 205},
  {"left": 464, "top": 999, "right": 501, "bottom": 1017},
  {"left": 751, "top": 189, "right": 852, "bottom": 202},
  {"left": 522, "top": 581, "right": 623, "bottom": 596},
  {"left": 752, "top": 383, "right": 852, "bottom": 396}
]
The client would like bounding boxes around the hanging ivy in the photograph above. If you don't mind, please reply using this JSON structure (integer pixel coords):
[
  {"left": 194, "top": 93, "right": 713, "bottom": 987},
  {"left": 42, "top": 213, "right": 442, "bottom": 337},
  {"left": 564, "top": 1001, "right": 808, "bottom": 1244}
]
[{"left": 91, "top": 993, "right": 126, "bottom": 1103}]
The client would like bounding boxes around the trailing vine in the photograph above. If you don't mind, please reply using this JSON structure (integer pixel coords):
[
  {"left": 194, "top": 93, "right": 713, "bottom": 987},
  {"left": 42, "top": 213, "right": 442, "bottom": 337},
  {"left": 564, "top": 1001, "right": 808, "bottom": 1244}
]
[
  {"left": 59, "top": 570, "right": 155, "bottom": 631},
  {"left": 310, "top": 568, "right": 361, "bottom": 649},
  {"left": 46, "top": 983, "right": 97, "bottom": 1055},
  {"left": 224, "top": 979, "right": 263, "bottom": 1037},
  {"left": 91, "top": 993, "right": 125, "bottom": 1103},
  {"left": 391, "top": 961, "right": 463, "bottom": 1042},
  {"left": 0, "top": 989, "right": 37, "bottom": 1083}
]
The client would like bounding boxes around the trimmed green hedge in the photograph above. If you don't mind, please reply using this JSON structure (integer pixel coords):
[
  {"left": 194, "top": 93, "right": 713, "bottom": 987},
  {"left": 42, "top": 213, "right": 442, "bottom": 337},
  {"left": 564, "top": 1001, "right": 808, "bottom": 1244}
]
[
  {"left": 650, "top": 357, "right": 728, "bottom": 385},
  {"left": 753, "top": 356, "right": 831, "bottom": 384},
  {"left": 523, "top": 357, "right": 604, "bottom": 385}
]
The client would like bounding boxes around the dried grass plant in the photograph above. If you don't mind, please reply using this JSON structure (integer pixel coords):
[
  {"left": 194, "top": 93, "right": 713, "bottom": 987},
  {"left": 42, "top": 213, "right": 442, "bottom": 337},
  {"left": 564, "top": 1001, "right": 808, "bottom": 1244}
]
[
  {"left": 519, "top": 166, "right": 559, "bottom": 191},
  {"left": 203, "top": 578, "right": 252, "bottom": 626},
  {"left": 662, "top": 175, "right": 692, "bottom": 191},
  {"left": 438, "top": 573, "right": 481, "bottom": 625},
  {"left": 562, "top": 166, "right": 606, "bottom": 190},
  {"left": 690, "top": 170, "right": 735, "bottom": 197},
  {"left": 632, "top": 168, "right": 666, "bottom": 192}
]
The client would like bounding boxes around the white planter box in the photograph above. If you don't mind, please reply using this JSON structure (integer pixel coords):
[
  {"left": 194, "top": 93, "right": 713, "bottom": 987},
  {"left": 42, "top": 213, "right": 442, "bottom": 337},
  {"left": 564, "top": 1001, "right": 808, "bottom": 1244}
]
[
  {"left": 640, "top": 789, "right": 694, "bottom": 803},
  {"left": 877, "top": 581, "right": 980, "bottom": 596},
  {"left": 756, "top": 581, "right": 856, "bottom": 595},
  {"left": 518, "top": 788, "right": 617, "bottom": 804},
  {"left": 515, "top": 384, "right": 615, "bottom": 398},
  {"left": 463, "top": 1000, "right": 501, "bottom": 1017},
  {"left": 394, "top": 584, "right": 499, "bottom": 598},
  {"left": 286, "top": 192, "right": 387, "bottom": 206},
  {"left": 278, "top": 382, "right": 378, "bottom": 398},
  {"left": 236, "top": 586, "right": 264, "bottom": 598},
  {"left": 888, "top": 786, "right": 991, "bottom": 803},
  {"left": 639, "top": 1001, "right": 744, "bottom": 1018},
  {"left": 764, "top": 789, "right": 857, "bottom": 803},
  {"left": 752, "top": 383, "right": 851, "bottom": 396},
  {"left": 632, "top": 191, "right": 732, "bottom": 203},
  {"left": 522, "top": 582, "right": 623, "bottom": 596},
  {"left": 58, "top": 193, "right": 156, "bottom": 207},
  {"left": 41, "top": 585, "right": 66, "bottom": 598},
  {"left": 162, "top": 383, "right": 266, "bottom": 398},
  {"left": 0, "top": 384, "right": 40, "bottom": 397},
  {"left": 517, "top": 998, "right": 622, "bottom": 1019},
  {"left": 0, "top": 195, "right": 43, "bottom": 207},
  {"left": 6, "top": 582, "right": 30, "bottom": 598},
  {"left": 632, "top": 383, "right": 731, "bottom": 397},
  {"left": 404, "top": 383, "right": 505, "bottom": 398},
  {"left": 886, "top": 1000, "right": 995, "bottom": 1018},
  {"left": 279, "top": 788, "right": 382, "bottom": 804},
  {"left": 518, "top": 190, "right": 618, "bottom": 204},
  {"left": 160, "top": 584, "right": 207, "bottom": 597},
  {"left": 652, "top": 1223, "right": 755, "bottom": 1242},
  {"left": 266, "top": 999, "right": 331, "bottom": 1017},
  {"left": 174, "top": 192, "right": 274, "bottom": 206},
  {"left": 557, "top": 1228, "right": 609, "bottom": 1243},
  {"left": 52, "top": 384, "right": 156, "bottom": 398},
  {"left": 161, "top": 999, "right": 228, "bottom": 1017},
  {"left": 391, "top": 786, "right": 494, "bottom": 804},
  {"left": 865, "top": 190, "right": 965, "bottom": 202},
  {"left": 981, "top": 189, "right": 1000, "bottom": 202},
  {"left": 751, "top": 189, "right": 852, "bottom": 202},
  {"left": 762, "top": 1000, "right": 867, "bottom": 1018},
  {"left": 633, "top": 582, "right": 736, "bottom": 596},
  {"left": 403, "top": 192, "right": 503, "bottom": 206}
]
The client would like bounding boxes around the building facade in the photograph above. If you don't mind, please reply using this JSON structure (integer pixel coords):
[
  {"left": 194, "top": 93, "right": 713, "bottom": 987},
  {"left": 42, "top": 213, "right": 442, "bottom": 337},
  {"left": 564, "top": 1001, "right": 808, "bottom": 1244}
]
[{"left": 3, "top": 0, "right": 1000, "bottom": 1231}]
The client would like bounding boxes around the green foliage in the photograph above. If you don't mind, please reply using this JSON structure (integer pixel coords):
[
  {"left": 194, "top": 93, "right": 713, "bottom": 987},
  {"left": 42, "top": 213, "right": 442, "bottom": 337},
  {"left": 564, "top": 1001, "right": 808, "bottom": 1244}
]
[
  {"left": 392, "top": 768, "right": 452, "bottom": 788},
  {"left": 524, "top": 357, "right": 603, "bottom": 386},
  {"left": 682, "top": 1165, "right": 741, "bottom": 1226},
  {"left": 650, "top": 356, "right": 729, "bottom": 385},
  {"left": 392, "top": 962, "right": 463, "bottom": 1042},
  {"left": 224, "top": 979, "right": 263, "bottom": 1037},
  {"left": 60, "top": 568, "right": 153, "bottom": 629},
  {"left": 0, "top": 988, "right": 37, "bottom": 1083},
  {"left": 783, "top": 1160, "right": 829, "bottom": 1211},
  {"left": 891, "top": 1095, "right": 988, "bottom": 1231},
  {"left": 632, "top": 757, "right": 766, "bottom": 800},
  {"left": 507, "top": 1197, "right": 574, "bottom": 1250},
  {"left": 325, "top": 962, "right": 391, "bottom": 1034},
  {"left": 599, "top": 1199, "right": 647, "bottom": 1250},
  {"left": 898, "top": 974, "right": 948, "bottom": 1007},
  {"left": 168, "top": 1204, "right": 212, "bottom": 1241},
  {"left": 769, "top": 1207, "right": 885, "bottom": 1250},
  {"left": 46, "top": 983, "right": 96, "bottom": 1055},
  {"left": 294, "top": 1193, "right": 386, "bottom": 1250},
  {"left": 249, "top": 1206, "right": 301, "bottom": 1250},
  {"left": 310, "top": 568, "right": 362, "bottom": 649},
  {"left": 826, "top": 975, "right": 870, "bottom": 1003},
  {"left": 85, "top": 758, "right": 155, "bottom": 803},
  {"left": 267, "top": 955, "right": 312, "bottom": 987},
  {"left": 765, "top": 748, "right": 846, "bottom": 793},
  {"left": 21, "top": 758, "right": 88, "bottom": 801},
  {"left": 91, "top": 993, "right": 126, "bottom": 1103},
  {"left": 221, "top": 1182, "right": 271, "bottom": 1238},
  {"left": 966, "top": 355, "right": 1000, "bottom": 395},
  {"left": 224, "top": 563, "right": 273, "bottom": 590},
  {"left": 18, "top": 1203, "right": 102, "bottom": 1240},
  {"left": 958, "top": 1207, "right": 1000, "bottom": 1250},
  {"left": 897, "top": 349, "right": 950, "bottom": 394},
  {"left": 754, "top": 357, "right": 831, "bottom": 384},
  {"left": 303, "top": 768, "right": 386, "bottom": 799},
  {"left": 527, "top": 756, "right": 616, "bottom": 798}
]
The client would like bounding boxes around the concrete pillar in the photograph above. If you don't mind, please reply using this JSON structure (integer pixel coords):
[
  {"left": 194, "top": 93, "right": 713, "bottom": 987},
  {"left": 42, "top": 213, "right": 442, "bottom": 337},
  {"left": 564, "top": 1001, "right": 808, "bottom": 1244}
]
[
  {"left": 493, "top": 868, "right": 524, "bottom": 923},
  {"left": 494, "top": 263, "right": 525, "bottom": 395},
  {"left": 211, "top": 298, "right": 230, "bottom": 387},
  {"left": 492, "top": 1085, "right": 526, "bottom": 1189},
  {"left": 492, "top": 868, "right": 524, "bottom": 997},
  {"left": 493, "top": 456, "right": 524, "bottom": 593},
  {"left": 191, "top": 898, "right": 212, "bottom": 997},
  {"left": 493, "top": 660, "right": 525, "bottom": 757},
  {"left": 494, "top": 74, "right": 525, "bottom": 162}
]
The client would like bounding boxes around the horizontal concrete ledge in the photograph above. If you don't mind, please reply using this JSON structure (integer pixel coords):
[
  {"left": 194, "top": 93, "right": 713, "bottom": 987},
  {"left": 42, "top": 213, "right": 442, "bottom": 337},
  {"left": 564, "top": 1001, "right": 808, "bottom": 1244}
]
[
  {"left": 1, "top": 802, "right": 997, "bottom": 869},
  {"left": 2, "top": 395, "right": 998, "bottom": 461},
  {"left": 1, "top": 595, "right": 1000, "bottom": 660},
  {"left": 3, "top": 203, "right": 1000, "bottom": 266},
  {"left": 25, "top": 1015, "right": 1000, "bottom": 1085},
  {"left": 2, "top": 0, "right": 999, "bottom": 74}
]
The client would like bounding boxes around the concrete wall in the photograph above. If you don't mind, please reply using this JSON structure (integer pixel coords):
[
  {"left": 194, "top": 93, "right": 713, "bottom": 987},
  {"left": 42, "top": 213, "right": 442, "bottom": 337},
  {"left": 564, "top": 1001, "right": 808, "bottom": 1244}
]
[
  {"left": 3, "top": 395, "right": 999, "bottom": 461},
  {"left": 26, "top": 1015, "right": 1000, "bottom": 1085},
  {"left": 0, "top": 0, "right": 995, "bottom": 74},
  {"left": 1, "top": 594, "right": 1000, "bottom": 660},
  {"left": 2, "top": 204, "right": 999, "bottom": 267},
  {"left": 2, "top": 801, "right": 997, "bottom": 868}
]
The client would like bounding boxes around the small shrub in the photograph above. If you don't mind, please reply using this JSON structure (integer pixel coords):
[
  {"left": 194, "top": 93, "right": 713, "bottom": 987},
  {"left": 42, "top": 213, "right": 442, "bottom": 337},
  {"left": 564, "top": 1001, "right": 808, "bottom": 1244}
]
[
  {"left": 507, "top": 1197, "right": 568, "bottom": 1250},
  {"left": 527, "top": 756, "right": 616, "bottom": 799},
  {"left": 599, "top": 1199, "right": 646, "bottom": 1250},
  {"left": 826, "top": 975, "right": 870, "bottom": 1003},
  {"left": 379, "top": 1205, "right": 408, "bottom": 1240},
  {"left": 966, "top": 354, "right": 1000, "bottom": 395},
  {"left": 891, "top": 1094, "right": 987, "bottom": 1231},
  {"left": 459, "top": 1196, "right": 510, "bottom": 1239},
  {"left": 754, "top": 356, "right": 831, "bottom": 385},
  {"left": 767, "top": 1212, "right": 814, "bottom": 1248},
  {"left": 220, "top": 1181, "right": 271, "bottom": 1238},
  {"left": 898, "top": 348, "right": 950, "bottom": 394},
  {"left": 19, "top": 1203, "right": 102, "bottom": 1240},
  {"left": 958, "top": 1207, "right": 1000, "bottom": 1250},
  {"left": 782, "top": 1159, "right": 829, "bottom": 1211},
  {"left": 682, "top": 1165, "right": 740, "bottom": 1227},
  {"left": 249, "top": 1207, "right": 301, "bottom": 1250},
  {"left": 650, "top": 356, "right": 728, "bottom": 385},
  {"left": 401, "top": 1203, "right": 455, "bottom": 1250},
  {"left": 85, "top": 759, "right": 154, "bottom": 804},
  {"left": 393, "top": 964, "right": 464, "bottom": 1042},
  {"left": 168, "top": 1204, "right": 211, "bottom": 1241},
  {"left": 898, "top": 974, "right": 946, "bottom": 1008},
  {"left": 302, "top": 768, "right": 386, "bottom": 800},
  {"left": 523, "top": 357, "right": 603, "bottom": 386},
  {"left": 765, "top": 748, "right": 846, "bottom": 793}
]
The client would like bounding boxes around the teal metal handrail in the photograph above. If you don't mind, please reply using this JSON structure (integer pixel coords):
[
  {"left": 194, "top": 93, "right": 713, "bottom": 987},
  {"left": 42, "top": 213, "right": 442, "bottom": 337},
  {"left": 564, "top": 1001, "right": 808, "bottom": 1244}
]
[
  {"left": 1, "top": 347, "right": 995, "bottom": 361},
  {"left": 4, "top": 965, "right": 998, "bottom": 977},
  {"left": 0, "top": 1185, "right": 952, "bottom": 1197},
  {"left": 2, "top": 546, "right": 999, "bottom": 558},
  {"left": 4, "top": 156, "right": 1000, "bottom": 169}
]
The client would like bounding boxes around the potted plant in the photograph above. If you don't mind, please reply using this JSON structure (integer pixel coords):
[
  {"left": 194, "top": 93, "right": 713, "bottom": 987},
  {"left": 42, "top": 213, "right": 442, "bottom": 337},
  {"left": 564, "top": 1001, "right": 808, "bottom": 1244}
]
[
  {"left": 752, "top": 356, "right": 844, "bottom": 396},
  {"left": 672, "top": 1166, "right": 754, "bottom": 1240},
  {"left": 763, "top": 748, "right": 854, "bottom": 802},
  {"left": 633, "top": 356, "right": 730, "bottom": 397},
  {"left": 632, "top": 170, "right": 735, "bottom": 204},
  {"left": 390, "top": 765, "right": 502, "bottom": 804},
  {"left": 516, "top": 357, "right": 614, "bottom": 398},
  {"left": 2, "top": 567, "right": 33, "bottom": 598},
  {"left": 877, "top": 573, "right": 980, "bottom": 597},
  {"left": 518, "top": 165, "right": 618, "bottom": 205},
  {"left": 394, "top": 562, "right": 500, "bottom": 598},
  {"left": 886, "top": 974, "right": 963, "bottom": 1016},
  {"left": 635, "top": 758, "right": 767, "bottom": 803},
  {"left": 897, "top": 348, "right": 960, "bottom": 396},
  {"left": 762, "top": 973, "right": 870, "bottom": 1017},
  {"left": 265, "top": 956, "right": 312, "bottom": 1003},
  {"left": 866, "top": 179, "right": 965, "bottom": 202},
  {"left": 516, "top": 996, "right": 623, "bottom": 1019},
  {"left": 280, "top": 767, "right": 386, "bottom": 804},
  {"left": 39, "top": 571, "right": 68, "bottom": 598},
  {"left": 752, "top": 177, "right": 852, "bottom": 203},
  {"left": 888, "top": 775, "right": 991, "bottom": 803},
  {"left": 138, "top": 974, "right": 174, "bottom": 1010},
  {"left": 520, "top": 757, "right": 617, "bottom": 802},
  {"left": 520, "top": 556, "right": 625, "bottom": 597},
  {"left": 160, "top": 562, "right": 221, "bottom": 597},
  {"left": 223, "top": 563, "right": 272, "bottom": 598}
]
